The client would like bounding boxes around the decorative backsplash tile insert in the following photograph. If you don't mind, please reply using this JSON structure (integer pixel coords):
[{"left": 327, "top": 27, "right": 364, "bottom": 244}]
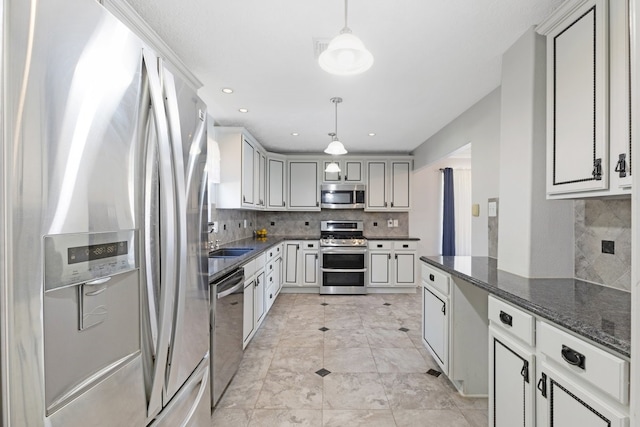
[
  {"left": 488, "top": 198, "right": 499, "bottom": 259},
  {"left": 574, "top": 199, "right": 631, "bottom": 291}
]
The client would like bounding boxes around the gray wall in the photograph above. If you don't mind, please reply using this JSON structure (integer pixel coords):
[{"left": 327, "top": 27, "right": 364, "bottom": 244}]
[{"left": 411, "top": 88, "right": 501, "bottom": 256}]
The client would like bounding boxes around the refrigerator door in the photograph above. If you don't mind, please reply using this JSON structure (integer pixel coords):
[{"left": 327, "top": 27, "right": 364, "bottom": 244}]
[
  {"left": 3, "top": 0, "right": 147, "bottom": 425},
  {"left": 161, "top": 65, "right": 210, "bottom": 405}
]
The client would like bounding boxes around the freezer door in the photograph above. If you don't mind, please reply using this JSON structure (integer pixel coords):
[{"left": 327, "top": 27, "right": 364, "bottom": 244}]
[{"left": 161, "top": 65, "right": 210, "bottom": 403}]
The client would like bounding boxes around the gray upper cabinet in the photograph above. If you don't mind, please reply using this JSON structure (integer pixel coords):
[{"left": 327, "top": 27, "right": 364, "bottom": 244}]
[
  {"left": 267, "top": 155, "right": 286, "bottom": 210},
  {"left": 288, "top": 160, "right": 320, "bottom": 210},
  {"left": 539, "top": 0, "right": 631, "bottom": 198},
  {"left": 322, "top": 160, "right": 363, "bottom": 183},
  {"left": 366, "top": 159, "right": 412, "bottom": 211}
]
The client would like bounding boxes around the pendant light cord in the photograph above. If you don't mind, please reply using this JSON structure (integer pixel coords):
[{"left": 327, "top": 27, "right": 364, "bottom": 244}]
[
  {"left": 335, "top": 100, "right": 339, "bottom": 136},
  {"left": 344, "top": 0, "right": 349, "bottom": 29}
]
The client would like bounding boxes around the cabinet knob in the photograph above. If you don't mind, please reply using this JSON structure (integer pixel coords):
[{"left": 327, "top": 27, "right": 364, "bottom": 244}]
[
  {"left": 395, "top": 254, "right": 398, "bottom": 259},
  {"left": 384, "top": 201, "right": 388, "bottom": 207},
  {"left": 388, "top": 254, "right": 391, "bottom": 260},
  {"left": 282, "top": 201, "right": 285, "bottom": 206},
  {"left": 429, "top": 274, "right": 435, "bottom": 282},
  {"left": 391, "top": 202, "right": 394, "bottom": 207},
  {"left": 316, "top": 201, "right": 319, "bottom": 207}
]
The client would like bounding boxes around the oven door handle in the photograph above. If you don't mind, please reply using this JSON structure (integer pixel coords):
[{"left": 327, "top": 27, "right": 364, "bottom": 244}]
[
  {"left": 320, "top": 249, "right": 367, "bottom": 254},
  {"left": 321, "top": 268, "right": 367, "bottom": 273}
]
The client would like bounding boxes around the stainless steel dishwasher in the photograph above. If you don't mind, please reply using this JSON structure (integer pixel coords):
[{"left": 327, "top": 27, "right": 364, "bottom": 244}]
[{"left": 211, "top": 267, "right": 245, "bottom": 408}]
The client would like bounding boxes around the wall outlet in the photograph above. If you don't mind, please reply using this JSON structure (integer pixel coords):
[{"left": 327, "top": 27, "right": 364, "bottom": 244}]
[
  {"left": 211, "top": 221, "right": 218, "bottom": 233},
  {"left": 244, "top": 219, "right": 247, "bottom": 228},
  {"left": 488, "top": 201, "right": 497, "bottom": 217},
  {"left": 387, "top": 219, "right": 393, "bottom": 228}
]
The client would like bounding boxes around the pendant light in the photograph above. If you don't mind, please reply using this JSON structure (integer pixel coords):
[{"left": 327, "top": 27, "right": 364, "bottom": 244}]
[
  {"left": 319, "top": 0, "right": 373, "bottom": 76},
  {"left": 324, "top": 97, "right": 348, "bottom": 155}
]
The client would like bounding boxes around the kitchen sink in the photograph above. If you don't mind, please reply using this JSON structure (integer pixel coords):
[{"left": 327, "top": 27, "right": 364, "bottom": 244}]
[{"left": 209, "top": 247, "right": 254, "bottom": 258}]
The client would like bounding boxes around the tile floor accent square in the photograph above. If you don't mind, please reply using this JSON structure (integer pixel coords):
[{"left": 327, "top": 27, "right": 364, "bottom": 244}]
[
  {"left": 399, "top": 327, "right": 410, "bottom": 332},
  {"left": 427, "top": 369, "right": 442, "bottom": 377},
  {"left": 316, "top": 368, "right": 331, "bottom": 377},
  {"left": 319, "top": 327, "right": 329, "bottom": 332}
]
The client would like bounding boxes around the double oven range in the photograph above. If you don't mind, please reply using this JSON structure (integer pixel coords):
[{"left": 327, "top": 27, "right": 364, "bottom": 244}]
[{"left": 319, "top": 220, "right": 368, "bottom": 295}]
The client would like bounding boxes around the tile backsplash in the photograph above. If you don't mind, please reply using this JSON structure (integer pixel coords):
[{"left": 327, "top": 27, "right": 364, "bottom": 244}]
[
  {"left": 574, "top": 199, "right": 631, "bottom": 291},
  {"left": 208, "top": 205, "right": 409, "bottom": 245}
]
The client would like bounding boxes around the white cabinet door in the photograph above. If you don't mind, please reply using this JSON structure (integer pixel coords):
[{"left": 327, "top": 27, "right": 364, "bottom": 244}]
[
  {"left": 609, "top": 0, "right": 632, "bottom": 189},
  {"left": 289, "top": 161, "right": 319, "bottom": 210},
  {"left": 489, "top": 326, "right": 535, "bottom": 427},
  {"left": 344, "top": 161, "right": 363, "bottom": 183},
  {"left": 267, "top": 157, "right": 286, "bottom": 209},
  {"left": 367, "top": 161, "right": 387, "bottom": 209},
  {"left": 390, "top": 161, "right": 410, "bottom": 209},
  {"left": 422, "top": 283, "right": 449, "bottom": 373},
  {"left": 284, "top": 242, "right": 301, "bottom": 286},
  {"left": 254, "top": 270, "right": 265, "bottom": 325},
  {"left": 369, "top": 252, "right": 391, "bottom": 286},
  {"left": 243, "top": 278, "right": 254, "bottom": 343},
  {"left": 242, "top": 137, "right": 255, "bottom": 206},
  {"left": 545, "top": 0, "right": 609, "bottom": 195},
  {"left": 256, "top": 151, "right": 266, "bottom": 208},
  {"left": 302, "top": 251, "right": 319, "bottom": 286},
  {"left": 537, "top": 362, "right": 629, "bottom": 427},
  {"left": 395, "top": 252, "right": 415, "bottom": 286}
]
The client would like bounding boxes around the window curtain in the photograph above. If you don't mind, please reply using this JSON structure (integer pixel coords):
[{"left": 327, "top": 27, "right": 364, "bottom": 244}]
[
  {"left": 442, "top": 167, "right": 455, "bottom": 256},
  {"left": 453, "top": 169, "right": 472, "bottom": 255}
]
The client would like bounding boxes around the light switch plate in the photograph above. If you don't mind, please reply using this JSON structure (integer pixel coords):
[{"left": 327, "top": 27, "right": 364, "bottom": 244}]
[{"left": 488, "top": 202, "right": 497, "bottom": 217}]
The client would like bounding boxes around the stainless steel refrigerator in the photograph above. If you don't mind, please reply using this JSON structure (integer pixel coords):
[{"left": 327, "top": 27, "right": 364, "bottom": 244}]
[{"left": 1, "top": 0, "right": 210, "bottom": 425}]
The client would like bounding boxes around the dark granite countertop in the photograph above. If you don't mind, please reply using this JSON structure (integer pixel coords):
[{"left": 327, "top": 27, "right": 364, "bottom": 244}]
[
  {"left": 420, "top": 256, "right": 631, "bottom": 358},
  {"left": 365, "top": 236, "right": 420, "bottom": 241},
  {"left": 208, "top": 235, "right": 320, "bottom": 283}
]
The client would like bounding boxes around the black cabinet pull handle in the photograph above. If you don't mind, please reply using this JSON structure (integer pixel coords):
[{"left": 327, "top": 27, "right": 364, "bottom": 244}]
[
  {"left": 615, "top": 153, "right": 627, "bottom": 177},
  {"left": 429, "top": 274, "right": 435, "bottom": 281},
  {"left": 377, "top": 244, "right": 383, "bottom": 248},
  {"left": 344, "top": 175, "right": 348, "bottom": 180},
  {"left": 395, "top": 254, "right": 398, "bottom": 259},
  {"left": 592, "top": 158, "right": 602, "bottom": 180},
  {"left": 388, "top": 254, "right": 391, "bottom": 260},
  {"left": 520, "top": 362, "right": 529, "bottom": 383},
  {"left": 499, "top": 311, "right": 513, "bottom": 326},
  {"left": 391, "top": 202, "right": 394, "bottom": 207},
  {"left": 384, "top": 201, "right": 387, "bottom": 207},
  {"left": 403, "top": 244, "right": 409, "bottom": 248},
  {"left": 316, "top": 201, "right": 319, "bottom": 207},
  {"left": 441, "top": 304, "right": 446, "bottom": 315},
  {"left": 561, "top": 345, "right": 586, "bottom": 369},
  {"left": 282, "top": 201, "right": 285, "bottom": 206},
  {"left": 537, "top": 373, "right": 547, "bottom": 398}
]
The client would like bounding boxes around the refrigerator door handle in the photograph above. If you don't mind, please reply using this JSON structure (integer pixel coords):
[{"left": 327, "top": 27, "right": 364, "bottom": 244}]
[
  {"left": 142, "top": 49, "right": 178, "bottom": 419},
  {"left": 160, "top": 66, "right": 191, "bottom": 398}
]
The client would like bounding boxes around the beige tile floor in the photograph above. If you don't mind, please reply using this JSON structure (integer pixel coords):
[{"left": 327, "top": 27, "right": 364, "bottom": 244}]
[{"left": 212, "top": 292, "right": 488, "bottom": 427}]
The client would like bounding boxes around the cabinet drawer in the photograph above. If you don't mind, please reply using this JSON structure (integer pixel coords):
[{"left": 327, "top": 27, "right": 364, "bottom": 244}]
[
  {"left": 254, "top": 253, "right": 266, "bottom": 269},
  {"left": 538, "top": 322, "right": 629, "bottom": 404},
  {"left": 421, "top": 264, "right": 449, "bottom": 295},
  {"left": 242, "top": 259, "right": 256, "bottom": 278},
  {"left": 394, "top": 241, "right": 417, "bottom": 250},
  {"left": 301, "top": 241, "right": 318, "bottom": 250},
  {"left": 265, "top": 258, "right": 278, "bottom": 275},
  {"left": 369, "top": 241, "right": 392, "bottom": 250},
  {"left": 266, "top": 244, "right": 282, "bottom": 261},
  {"left": 488, "top": 296, "right": 535, "bottom": 347}
]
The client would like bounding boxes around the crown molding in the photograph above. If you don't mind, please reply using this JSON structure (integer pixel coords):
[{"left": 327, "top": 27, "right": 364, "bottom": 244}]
[
  {"left": 536, "top": 0, "right": 593, "bottom": 35},
  {"left": 100, "top": 0, "right": 202, "bottom": 90}
]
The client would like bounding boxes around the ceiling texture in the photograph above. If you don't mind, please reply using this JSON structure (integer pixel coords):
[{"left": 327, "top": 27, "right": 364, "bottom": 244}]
[{"left": 124, "top": 0, "right": 563, "bottom": 154}]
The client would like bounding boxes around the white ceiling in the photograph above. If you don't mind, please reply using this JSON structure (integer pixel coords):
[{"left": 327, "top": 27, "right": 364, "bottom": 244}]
[{"left": 124, "top": 0, "right": 563, "bottom": 154}]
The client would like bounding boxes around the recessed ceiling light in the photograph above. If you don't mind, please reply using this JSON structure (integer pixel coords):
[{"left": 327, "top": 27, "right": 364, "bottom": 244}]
[
  {"left": 291, "top": 132, "right": 299, "bottom": 136},
  {"left": 238, "top": 108, "right": 248, "bottom": 113},
  {"left": 368, "top": 133, "right": 376, "bottom": 137},
  {"left": 221, "top": 88, "right": 234, "bottom": 94}
]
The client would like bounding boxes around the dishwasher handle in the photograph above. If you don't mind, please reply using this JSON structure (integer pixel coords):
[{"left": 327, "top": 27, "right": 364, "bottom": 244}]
[
  {"left": 215, "top": 268, "right": 245, "bottom": 299},
  {"left": 217, "top": 281, "right": 244, "bottom": 299}
]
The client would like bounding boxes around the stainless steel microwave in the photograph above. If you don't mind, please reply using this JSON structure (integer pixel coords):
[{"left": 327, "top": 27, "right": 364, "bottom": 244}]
[{"left": 320, "top": 184, "right": 365, "bottom": 209}]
